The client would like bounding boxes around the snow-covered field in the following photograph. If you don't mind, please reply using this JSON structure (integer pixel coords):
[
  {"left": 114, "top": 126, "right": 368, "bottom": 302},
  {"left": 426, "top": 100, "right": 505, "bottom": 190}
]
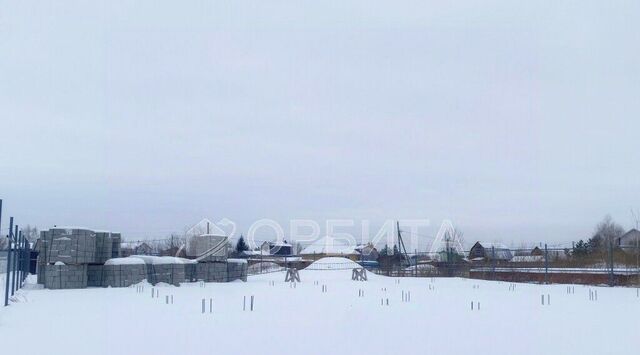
[{"left": 1, "top": 258, "right": 639, "bottom": 355}]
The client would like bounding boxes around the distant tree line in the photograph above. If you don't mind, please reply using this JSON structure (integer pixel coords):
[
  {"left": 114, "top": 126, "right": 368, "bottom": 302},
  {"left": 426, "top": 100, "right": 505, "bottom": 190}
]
[{"left": 572, "top": 215, "right": 624, "bottom": 257}]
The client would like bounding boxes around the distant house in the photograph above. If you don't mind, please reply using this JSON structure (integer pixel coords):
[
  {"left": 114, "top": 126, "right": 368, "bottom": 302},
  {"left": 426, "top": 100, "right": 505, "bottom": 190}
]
[
  {"left": 617, "top": 229, "right": 640, "bottom": 250},
  {"left": 468, "top": 242, "right": 513, "bottom": 261},
  {"left": 269, "top": 241, "right": 293, "bottom": 256},
  {"left": 531, "top": 246, "right": 543, "bottom": 256},
  {"left": 243, "top": 241, "right": 294, "bottom": 257},
  {"left": 512, "top": 246, "right": 544, "bottom": 262},
  {"left": 134, "top": 242, "right": 153, "bottom": 255},
  {"left": 354, "top": 243, "right": 379, "bottom": 261}
]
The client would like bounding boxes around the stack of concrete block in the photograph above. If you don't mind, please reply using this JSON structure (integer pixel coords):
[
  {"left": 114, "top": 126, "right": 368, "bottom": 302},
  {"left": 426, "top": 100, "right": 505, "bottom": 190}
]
[
  {"left": 95, "top": 231, "right": 122, "bottom": 263},
  {"left": 227, "top": 259, "right": 248, "bottom": 282},
  {"left": 87, "top": 264, "right": 105, "bottom": 287},
  {"left": 195, "top": 262, "right": 229, "bottom": 282},
  {"left": 102, "top": 262, "right": 147, "bottom": 288},
  {"left": 111, "top": 233, "right": 121, "bottom": 258},
  {"left": 37, "top": 227, "right": 121, "bottom": 265},
  {"left": 184, "top": 263, "right": 197, "bottom": 282},
  {"left": 186, "top": 234, "right": 228, "bottom": 262},
  {"left": 40, "top": 228, "right": 97, "bottom": 264},
  {"left": 133, "top": 256, "right": 195, "bottom": 286},
  {"left": 36, "top": 227, "right": 124, "bottom": 289},
  {"left": 150, "top": 264, "right": 185, "bottom": 286},
  {"left": 44, "top": 264, "right": 88, "bottom": 289}
]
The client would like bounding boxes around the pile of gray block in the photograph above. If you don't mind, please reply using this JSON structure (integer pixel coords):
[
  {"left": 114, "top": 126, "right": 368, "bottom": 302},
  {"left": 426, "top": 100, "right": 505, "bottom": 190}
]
[
  {"left": 86, "top": 263, "right": 148, "bottom": 287},
  {"left": 36, "top": 227, "right": 122, "bottom": 289},
  {"left": 35, "top": 228, "right": 247, "bottom": 289},
  {"left": 195, "top": 262, "right": 229, "bottom": 282},
  {"left": 44, "top": 264, "right": 88, "bottom": 289},
  {"left": 149, "top": 263, "right": 187, "bottom": 286},
  {"left": 228, "top": 259, "right": 248, "bottom": 281},
  {"left": 192, "top": 261, "right": 247, "bottom": 282},
  {"left": 37, "top": 227, "right": 122, "bottom": 265},
  {"left": 103, "top": 264, "right": 147, "bottom": 287}
]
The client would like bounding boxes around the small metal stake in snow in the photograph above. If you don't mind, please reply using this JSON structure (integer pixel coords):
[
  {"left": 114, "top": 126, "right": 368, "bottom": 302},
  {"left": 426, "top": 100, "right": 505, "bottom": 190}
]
[
  {"left": 250, "top": 295, "right": 254, "bottom": 311},
  {"left": 243, "top": 296, "right": 246, "bottom": 311},
  {"left": 171, "top": 295, "right": 174, "bottom": 304},
  {"left": 210, "top": 298, "right": 213, "bottom": 313},
  {"left": 541, "top": 294, "right": 544, "bottom": 305},
  {"left": 201, "top": 299, "right": 205, "bottom": 314},
  {"left": 166, "top": 295, "right": 169, "bottom": 304},
  {"left": 547, "top": 294, "right": 550, "bottom": 305},
  {"left": 471, "top": 301, "right": 474, "bottom": 310}
]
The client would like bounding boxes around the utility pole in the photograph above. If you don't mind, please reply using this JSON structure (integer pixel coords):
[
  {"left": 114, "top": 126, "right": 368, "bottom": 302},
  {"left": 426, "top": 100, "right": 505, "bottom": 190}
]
[{"left": 396, "top": 221, "right": 411, "bottom": 267}]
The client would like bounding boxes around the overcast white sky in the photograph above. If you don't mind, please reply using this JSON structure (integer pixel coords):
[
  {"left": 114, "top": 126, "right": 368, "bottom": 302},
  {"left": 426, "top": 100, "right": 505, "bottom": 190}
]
[{"left": 1, "top": 1, "right": 639, "bottom": 247}]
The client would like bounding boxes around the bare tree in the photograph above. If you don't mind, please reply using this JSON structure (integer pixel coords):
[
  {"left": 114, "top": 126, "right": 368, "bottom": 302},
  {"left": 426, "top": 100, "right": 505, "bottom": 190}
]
[
  {"left": 631, "top": 208, "right": 640, "bottom": 230},
  {"left": 593, "top": 215, "right": 625, "bottom": 247},
  {"left": 443, "top": 227, "right": 465, "bottom": 260},
  {"left": 21, "top": 225, "right": 40, "bottom": 242}
]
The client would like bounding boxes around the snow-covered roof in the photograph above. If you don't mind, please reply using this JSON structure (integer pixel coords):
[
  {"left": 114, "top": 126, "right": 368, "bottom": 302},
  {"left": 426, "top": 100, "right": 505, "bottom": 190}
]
[
  {"left": 470, "top": 242, "right": 513, "bottom": 260},
  {"left": 474, "top": 242, "right": 510, "bottom": 250},
  {"left": 271, "top": 241, "right": 292, "bottom": 247},
  {"left": 243, "top": 250, "right": 264, "bottom": 256},
  {"left": 105, "top": 257, "right": 146, "bottom": 265},
  {"left": 300, "top": 236, "right": 358, "bottom": 255},
  {"left": 131, "top": 255, "right": 196, "bottom": 265},
  {"left": 227, "top": 258, "right": 248, "bottom": 264}
]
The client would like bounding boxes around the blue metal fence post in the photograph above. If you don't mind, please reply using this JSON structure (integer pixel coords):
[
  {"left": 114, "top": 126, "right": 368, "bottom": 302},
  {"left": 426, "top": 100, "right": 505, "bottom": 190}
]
[
  {"left": 22, "top": 233, "right": 26, "bottom": 284},
  {"left": 24, "top": 234, "right": 29, "bottom": 283},
  {"left": 4, "top": 217, "right": 13, "bottom": 306},
  {"left": 19, "top": 233, "right": 24, "bottom": 287},
  {"left": 16, "top": 233, "right": 21, "bottom": 288},
  {"left": 11, "top": 225, "right": 18, "bottom": 295}
]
